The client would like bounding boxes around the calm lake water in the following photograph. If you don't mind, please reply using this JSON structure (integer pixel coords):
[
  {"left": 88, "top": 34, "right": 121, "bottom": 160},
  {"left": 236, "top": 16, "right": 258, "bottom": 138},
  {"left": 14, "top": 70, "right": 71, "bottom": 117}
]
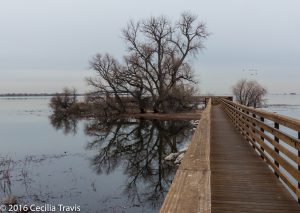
[
  {"left": 1, "top": 95, "right": 299, "bottom": 212},
  {"left": 264, "top": 94, "right": 300, "bottom": 119},
  {"left": 0, "top": 97, "right": 194, "bottom": 212}
]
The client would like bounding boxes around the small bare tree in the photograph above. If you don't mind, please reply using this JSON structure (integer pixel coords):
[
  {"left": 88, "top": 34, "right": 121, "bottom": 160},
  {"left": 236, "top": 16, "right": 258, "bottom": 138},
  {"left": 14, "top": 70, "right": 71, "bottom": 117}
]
[
  {"left": 232, "top": 79, "right": 267, "bottom": 108},
  {"left": 87, "top": 12, "right": 209, "bottom": 113},
  {"left": 49, "top": 87, "right": 78, "bottom": 113}
]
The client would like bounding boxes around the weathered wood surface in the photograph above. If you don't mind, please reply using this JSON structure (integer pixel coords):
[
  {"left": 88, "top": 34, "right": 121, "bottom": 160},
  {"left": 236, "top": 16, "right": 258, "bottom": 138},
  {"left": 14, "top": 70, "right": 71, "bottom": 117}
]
[
  {"left": 160, "top": 99, "right": 212, "bottom": 213},
  {"left": 211, "top": 105, "right": 300, "bottom": 212}
]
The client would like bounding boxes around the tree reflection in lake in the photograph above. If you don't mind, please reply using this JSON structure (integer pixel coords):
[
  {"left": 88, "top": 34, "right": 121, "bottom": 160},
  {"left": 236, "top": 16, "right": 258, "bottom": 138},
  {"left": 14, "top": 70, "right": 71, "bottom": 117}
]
[
  {"left": 84, "top": 117, "right": 193, "bottom": 208},
  {"left": 48, "top": 112, "right": 194, "bottom": 211},
  {"left": 49, "top": 112, "right": 79, "bottom": 135}
]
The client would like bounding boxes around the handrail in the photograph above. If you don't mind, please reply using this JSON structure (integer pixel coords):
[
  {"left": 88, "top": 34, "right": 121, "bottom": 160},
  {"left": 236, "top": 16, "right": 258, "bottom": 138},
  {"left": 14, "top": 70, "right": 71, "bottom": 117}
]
[
  {"left": 222, "top": 98, "right": 300, "bottom": 131},
  {"left": 220, "top": 98, "right": 300, "bottom": 202},
  {"left": 160, "top": 98, "right": 212, "bottom": 213}
]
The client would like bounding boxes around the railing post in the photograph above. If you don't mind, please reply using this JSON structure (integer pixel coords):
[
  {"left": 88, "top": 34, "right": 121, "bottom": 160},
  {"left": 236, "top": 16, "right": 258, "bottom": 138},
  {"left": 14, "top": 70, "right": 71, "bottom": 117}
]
[
  {"left": 274, "top": 122, "right": 280, "bottom": 178},
  {"left": 298, "top": 131, "right": 300, "bottom": 203},
  {"left": 241, "top": 109, "right": 245, "bottom": 134},
  {"left": 235, "top": 106, "right": 238, "bottom": 128},
  {"left": 260, "top": 117, "right": 265, "bottom": 160},
  {"left": 251, "top": 113, "right": 256, "bottom": 150},
  {"left": 246, "top": 111, "right": 249, "bottom": 129}
]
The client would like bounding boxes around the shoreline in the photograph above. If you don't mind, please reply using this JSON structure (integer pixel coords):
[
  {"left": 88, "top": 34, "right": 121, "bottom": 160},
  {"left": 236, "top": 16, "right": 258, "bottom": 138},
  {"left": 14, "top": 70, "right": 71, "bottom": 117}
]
[{"left": 119, "top": 110, "right": 202, "bottom": 120}]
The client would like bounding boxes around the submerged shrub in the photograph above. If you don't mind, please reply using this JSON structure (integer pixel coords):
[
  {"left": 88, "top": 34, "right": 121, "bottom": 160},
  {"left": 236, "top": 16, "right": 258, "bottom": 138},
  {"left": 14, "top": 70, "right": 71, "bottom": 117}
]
[{"left": 49, "top": 87, "right": 78, "bottom": 114}]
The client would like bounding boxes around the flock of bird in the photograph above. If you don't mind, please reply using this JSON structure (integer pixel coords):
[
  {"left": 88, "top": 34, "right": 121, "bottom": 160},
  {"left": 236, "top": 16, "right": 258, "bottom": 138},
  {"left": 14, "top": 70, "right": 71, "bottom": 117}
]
[{"left": 242, "top": 68, "right": 259, "bottom": 76}]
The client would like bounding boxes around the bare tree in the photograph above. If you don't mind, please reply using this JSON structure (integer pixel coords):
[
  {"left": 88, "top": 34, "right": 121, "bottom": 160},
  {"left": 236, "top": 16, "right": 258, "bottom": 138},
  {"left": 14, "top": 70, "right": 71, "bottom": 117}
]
[
  {"left": 232, "top": 79, "right": 267, "bottom": 108},
  {"left": 49, "top": 87, "right": 78, "bottom": 113},
  {"left": 87, "top": 12, "right": 209, "bottom": 113},
  {"left": 87, "top": 54, "right": 126, "bottom": 113}
]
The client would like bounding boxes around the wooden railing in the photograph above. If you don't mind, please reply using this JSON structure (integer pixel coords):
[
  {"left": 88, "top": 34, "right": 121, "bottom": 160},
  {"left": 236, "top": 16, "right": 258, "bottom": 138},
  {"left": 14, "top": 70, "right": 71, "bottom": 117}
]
[{"left": 220, "top": 98, "right": 300, "bottom": 202}]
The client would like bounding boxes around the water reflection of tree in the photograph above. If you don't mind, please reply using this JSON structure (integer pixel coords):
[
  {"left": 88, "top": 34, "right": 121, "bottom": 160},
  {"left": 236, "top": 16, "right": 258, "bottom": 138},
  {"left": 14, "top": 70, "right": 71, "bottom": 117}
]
[
  {"left": 84, "top": 117, "right": 193, "bottom": 208},
  {"left": 0, "top": 157, "right": 13, "bottom": 198},
  {"left": 49, "top": 113, "right": 79, "bottom": 135}
]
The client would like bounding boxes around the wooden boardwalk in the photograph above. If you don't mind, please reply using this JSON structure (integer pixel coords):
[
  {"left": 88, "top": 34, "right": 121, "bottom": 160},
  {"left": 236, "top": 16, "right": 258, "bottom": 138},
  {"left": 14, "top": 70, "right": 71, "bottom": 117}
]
[
  {"left": 211, "top": 105, "right": 300, "bottom": 212},
  {"left": 161, "top": 99, "right": 300, "bottom": 213}
]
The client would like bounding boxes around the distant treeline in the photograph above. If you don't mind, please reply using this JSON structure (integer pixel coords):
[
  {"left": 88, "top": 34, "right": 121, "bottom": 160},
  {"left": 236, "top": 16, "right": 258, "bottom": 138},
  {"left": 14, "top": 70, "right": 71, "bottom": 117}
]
[{"left": 0, "top": 93, "right": 85, "bottom": 97}]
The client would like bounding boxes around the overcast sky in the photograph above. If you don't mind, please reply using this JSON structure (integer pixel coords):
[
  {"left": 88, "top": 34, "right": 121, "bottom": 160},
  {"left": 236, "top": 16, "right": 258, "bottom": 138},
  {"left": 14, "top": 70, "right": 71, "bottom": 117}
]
[{"left": 1, "top": 0, "right": 299, "bottom": 94}]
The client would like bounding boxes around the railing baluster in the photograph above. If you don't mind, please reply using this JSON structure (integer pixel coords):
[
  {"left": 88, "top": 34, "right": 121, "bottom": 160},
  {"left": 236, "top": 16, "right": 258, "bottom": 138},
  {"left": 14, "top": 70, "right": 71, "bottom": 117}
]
[
  {"left": 246, "top": 110, "right": 250, "bottom": 137},
  {"left": 233, "top": 105, "right": 237, "bottom": 128},
  {"left": 274, "top": 122, "right": 280, "bottom": 178},
  {"left": 252, "top": 113, "right": 257, "bottom": 150},
  {"left": 298, "top": 131, "right": 300, "bottom": 203},
  {"left": 260, "top": 117, "right": 265, "bottom": 160}
]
